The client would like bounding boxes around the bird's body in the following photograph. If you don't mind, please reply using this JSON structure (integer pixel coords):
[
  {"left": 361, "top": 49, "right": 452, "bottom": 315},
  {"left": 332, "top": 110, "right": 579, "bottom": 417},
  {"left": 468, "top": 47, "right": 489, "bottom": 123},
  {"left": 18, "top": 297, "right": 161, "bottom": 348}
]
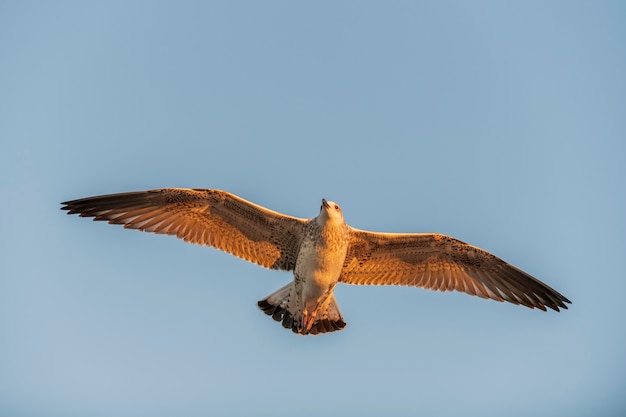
[
  {"left": 61, "top": 188, "right": 570, "bottom": 335},
  {"left": 271, "top": 199, "right": 351, "bottom": 333}
]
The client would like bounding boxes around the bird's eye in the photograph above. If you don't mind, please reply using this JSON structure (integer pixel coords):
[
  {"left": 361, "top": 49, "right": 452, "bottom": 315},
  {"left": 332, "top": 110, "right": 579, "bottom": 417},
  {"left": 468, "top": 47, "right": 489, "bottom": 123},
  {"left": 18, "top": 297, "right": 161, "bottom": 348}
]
[{"left": 334, "top": 205, "right": 340, "bottom": 210}]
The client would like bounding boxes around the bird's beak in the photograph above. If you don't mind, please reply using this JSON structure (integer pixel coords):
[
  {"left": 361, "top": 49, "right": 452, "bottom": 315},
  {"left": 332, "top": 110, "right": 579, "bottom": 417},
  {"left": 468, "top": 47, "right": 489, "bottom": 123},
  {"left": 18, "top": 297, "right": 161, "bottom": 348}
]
[{"left": 322, "top": 199, "right": 330, "bottom": 209}]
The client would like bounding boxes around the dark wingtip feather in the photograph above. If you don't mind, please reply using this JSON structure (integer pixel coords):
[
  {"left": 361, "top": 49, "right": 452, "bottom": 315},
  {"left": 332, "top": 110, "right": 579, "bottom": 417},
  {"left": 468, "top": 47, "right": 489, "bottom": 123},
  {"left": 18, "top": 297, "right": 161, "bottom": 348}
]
[{"left": 60, "top": 201, "right": 75, "bottom": 213}]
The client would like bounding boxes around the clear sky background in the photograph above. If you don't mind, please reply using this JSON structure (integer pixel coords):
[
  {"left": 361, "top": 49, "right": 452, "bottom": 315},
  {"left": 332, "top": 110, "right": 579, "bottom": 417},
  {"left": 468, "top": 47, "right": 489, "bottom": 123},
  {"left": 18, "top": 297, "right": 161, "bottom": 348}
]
[{"left": 1, "top": 1, "right": 625, "bottom": 416}]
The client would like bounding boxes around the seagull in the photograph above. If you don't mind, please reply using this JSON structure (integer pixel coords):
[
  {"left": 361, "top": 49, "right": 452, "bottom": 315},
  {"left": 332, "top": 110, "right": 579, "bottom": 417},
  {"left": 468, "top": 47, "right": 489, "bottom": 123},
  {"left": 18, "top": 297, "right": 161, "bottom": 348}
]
[{"left": 61, "top": 188, "right": 570, "bottom": 335}]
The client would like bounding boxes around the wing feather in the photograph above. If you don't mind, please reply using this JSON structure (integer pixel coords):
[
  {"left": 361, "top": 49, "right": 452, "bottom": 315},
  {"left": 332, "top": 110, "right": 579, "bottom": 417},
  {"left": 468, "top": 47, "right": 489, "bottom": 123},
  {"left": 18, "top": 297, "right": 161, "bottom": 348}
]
[
  {"left": 61, "top": 188, "right": 308, "bottom": 270},
  {"left": 340, "top": 229, "right": 570, "bottom": 311}
]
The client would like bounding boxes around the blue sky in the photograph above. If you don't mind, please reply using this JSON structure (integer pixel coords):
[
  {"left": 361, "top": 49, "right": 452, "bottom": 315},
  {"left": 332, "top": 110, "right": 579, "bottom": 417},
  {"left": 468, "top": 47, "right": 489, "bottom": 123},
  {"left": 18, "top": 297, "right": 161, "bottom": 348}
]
[{"left": 1, "top": 1, "right": 625, "bottom": 416}]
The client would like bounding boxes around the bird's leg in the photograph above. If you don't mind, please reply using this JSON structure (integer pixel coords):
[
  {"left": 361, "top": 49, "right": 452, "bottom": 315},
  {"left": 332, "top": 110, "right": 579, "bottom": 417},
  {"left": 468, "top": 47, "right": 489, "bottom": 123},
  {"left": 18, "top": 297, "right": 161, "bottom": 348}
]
[{"left": 302, "top": 307, "right": 318, "bottom": 333}]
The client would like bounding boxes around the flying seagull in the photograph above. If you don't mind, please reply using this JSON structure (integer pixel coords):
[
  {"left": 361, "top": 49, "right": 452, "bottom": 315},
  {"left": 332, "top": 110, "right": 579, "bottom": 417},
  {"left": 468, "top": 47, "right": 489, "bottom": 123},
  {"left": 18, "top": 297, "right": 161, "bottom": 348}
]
[{"left": 61, "top": 188, "right": 570, "bottom": 335}]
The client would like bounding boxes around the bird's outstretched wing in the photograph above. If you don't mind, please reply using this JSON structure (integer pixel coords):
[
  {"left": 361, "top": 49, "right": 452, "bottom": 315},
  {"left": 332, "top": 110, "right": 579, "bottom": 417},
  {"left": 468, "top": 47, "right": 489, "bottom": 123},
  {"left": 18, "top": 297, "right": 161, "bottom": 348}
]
[
  {"left": 61, "top": 188, "right": 308, "bottom": 270},
  {"left": 340, "top": 229, "right": 570, "bottom": 311}
]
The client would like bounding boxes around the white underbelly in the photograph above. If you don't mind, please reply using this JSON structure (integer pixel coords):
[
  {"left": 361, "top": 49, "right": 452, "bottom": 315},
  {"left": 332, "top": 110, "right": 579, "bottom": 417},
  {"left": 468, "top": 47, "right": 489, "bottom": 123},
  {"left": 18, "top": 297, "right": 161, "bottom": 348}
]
[{"left": 295, "top": 241, "right": 347, "bottom": 299}]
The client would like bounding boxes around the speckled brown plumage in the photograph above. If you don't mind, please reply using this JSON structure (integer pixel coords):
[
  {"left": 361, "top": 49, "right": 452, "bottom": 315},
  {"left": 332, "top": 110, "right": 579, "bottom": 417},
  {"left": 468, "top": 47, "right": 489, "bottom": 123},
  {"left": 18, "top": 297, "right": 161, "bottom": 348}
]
[
  {"left": 340, "top": 231, "right": 569, "bottom": 311},
  {"left": 62, "top": 189, "right": 306, "bottom": 270},
  {"left": 62, "top": 187, "right": 571, "bottom": 336}
]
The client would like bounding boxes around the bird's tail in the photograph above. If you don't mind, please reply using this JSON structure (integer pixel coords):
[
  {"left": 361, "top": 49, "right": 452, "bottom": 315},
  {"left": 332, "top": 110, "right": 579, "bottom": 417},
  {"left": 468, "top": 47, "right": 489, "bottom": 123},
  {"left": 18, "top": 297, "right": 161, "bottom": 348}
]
[{"left": 257, "top": 284, "right": 346, "bottom": 335}]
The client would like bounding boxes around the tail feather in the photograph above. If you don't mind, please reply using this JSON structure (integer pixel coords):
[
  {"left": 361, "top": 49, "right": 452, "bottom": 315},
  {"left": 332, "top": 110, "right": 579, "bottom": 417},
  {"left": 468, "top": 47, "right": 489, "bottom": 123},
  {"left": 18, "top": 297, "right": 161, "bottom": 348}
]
[
  {"left": 257, "top": 284, "right": 346, "bottom": 335},
  {"left": 257, "top": 283, "right": 290, "bottom": 317},
  {"left": 307, "top": 296, "right": 346, "bottom": 335}
]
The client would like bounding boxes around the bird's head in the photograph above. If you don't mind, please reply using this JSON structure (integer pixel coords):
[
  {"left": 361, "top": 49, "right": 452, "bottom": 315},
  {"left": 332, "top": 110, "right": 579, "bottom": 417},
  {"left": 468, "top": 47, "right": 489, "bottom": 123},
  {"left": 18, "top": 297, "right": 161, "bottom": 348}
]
[{"left": 318, "top": 199, "right": 345, "bottom": 226}]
